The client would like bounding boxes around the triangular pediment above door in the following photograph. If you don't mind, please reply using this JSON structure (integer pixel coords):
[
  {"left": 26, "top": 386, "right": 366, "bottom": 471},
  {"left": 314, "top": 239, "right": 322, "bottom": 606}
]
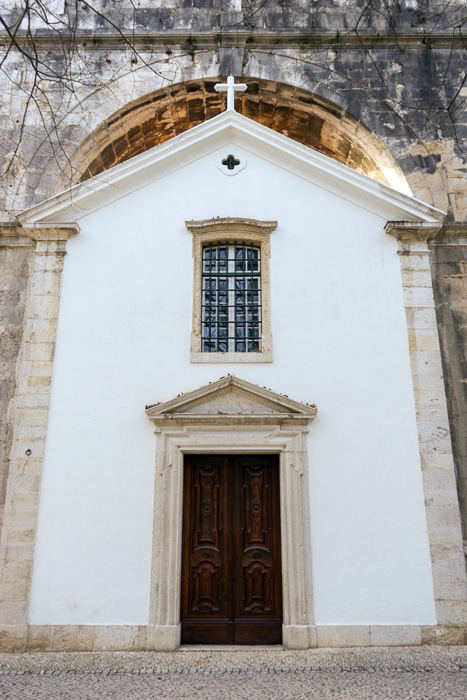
[{"left": 145, "top": 375, "right": 317, "bottom": 424}]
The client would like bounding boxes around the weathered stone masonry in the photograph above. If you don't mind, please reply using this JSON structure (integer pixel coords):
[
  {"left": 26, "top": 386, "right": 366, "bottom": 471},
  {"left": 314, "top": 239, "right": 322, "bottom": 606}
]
[
  {"left": 0, "top": 225, "right": 78, "bottom": 651},
  {"left": 387, "top": 222, "right": 467, "bottom": 645},
  {"left": 431, "top": 226, "right": 467, "bottom": 545},
  {"left": 0, "top": 228, "right": 34, "bottom": 539}
]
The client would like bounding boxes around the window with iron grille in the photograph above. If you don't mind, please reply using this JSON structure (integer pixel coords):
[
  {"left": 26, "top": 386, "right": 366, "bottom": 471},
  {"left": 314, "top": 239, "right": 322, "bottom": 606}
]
[{"left": 201, "top": 242, "right": 261, "bottom": 353}]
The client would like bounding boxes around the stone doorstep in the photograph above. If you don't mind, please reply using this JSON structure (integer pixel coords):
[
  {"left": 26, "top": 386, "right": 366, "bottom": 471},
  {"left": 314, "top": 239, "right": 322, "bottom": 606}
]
[{"left": 179, "top": 645, "right": 285, "bottom": 652}]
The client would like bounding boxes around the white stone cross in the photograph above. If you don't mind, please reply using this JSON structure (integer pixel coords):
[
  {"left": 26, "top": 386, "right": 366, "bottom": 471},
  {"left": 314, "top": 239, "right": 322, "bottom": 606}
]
[{"left": 215, "top": 75, "right": 247, "bottom": 111}]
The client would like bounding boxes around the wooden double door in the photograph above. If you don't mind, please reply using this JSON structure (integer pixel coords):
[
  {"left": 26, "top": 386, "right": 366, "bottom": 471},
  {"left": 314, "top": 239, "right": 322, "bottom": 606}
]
[{"left": 181, "top": 454, "right": 283, "bottom": 645}]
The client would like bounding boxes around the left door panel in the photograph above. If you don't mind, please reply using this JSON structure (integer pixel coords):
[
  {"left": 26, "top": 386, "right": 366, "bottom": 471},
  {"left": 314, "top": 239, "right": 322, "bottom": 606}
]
[{"left": 180, "top": 455, "right": 233, "bottom": 643}]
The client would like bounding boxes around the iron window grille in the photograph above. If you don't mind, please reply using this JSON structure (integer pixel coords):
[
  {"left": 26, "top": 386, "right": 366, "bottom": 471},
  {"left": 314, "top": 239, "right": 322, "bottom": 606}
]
[{"left": 201, "top": 242, "right": 262, "bottom": 353}]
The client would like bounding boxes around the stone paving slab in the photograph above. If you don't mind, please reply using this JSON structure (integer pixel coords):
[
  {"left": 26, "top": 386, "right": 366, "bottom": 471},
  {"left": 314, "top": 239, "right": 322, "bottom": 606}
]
[
  {"left": 0, "top": 647, "right": 467, "bottom": 699},
  {"left": 0, "top": 668, "right": 467, "bottom": 700},
  {"left": 1, "top": 646, "right": 467, "bottom": 673}
]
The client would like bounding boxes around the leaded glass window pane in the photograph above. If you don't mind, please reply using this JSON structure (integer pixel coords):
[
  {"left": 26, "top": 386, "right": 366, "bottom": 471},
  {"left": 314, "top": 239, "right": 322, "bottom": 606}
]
[{"left": 201, "top": 242, "right": 262, "bottom": 353}]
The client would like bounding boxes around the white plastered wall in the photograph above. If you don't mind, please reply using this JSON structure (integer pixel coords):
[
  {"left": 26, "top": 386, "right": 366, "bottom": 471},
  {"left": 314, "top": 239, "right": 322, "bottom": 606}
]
[{"left": 28, "top": 138, "right": 436, "bottom": 626}]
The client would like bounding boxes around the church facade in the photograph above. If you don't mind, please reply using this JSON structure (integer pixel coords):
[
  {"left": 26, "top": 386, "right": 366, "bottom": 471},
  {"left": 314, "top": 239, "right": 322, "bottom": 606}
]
[{"left": 0, "top": 1, "right": 466, "bottom": 651}]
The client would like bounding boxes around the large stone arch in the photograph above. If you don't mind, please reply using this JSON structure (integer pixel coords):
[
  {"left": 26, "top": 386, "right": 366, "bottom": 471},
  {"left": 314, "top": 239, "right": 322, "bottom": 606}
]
[{"left": 65, "top": 77, "right": 411, "bottom": 194}]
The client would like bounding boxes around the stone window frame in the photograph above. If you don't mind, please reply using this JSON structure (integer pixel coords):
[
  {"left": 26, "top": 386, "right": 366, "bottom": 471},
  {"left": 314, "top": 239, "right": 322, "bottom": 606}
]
[{"left": 186, "top": 218, "right": 277, "bottom": 363}]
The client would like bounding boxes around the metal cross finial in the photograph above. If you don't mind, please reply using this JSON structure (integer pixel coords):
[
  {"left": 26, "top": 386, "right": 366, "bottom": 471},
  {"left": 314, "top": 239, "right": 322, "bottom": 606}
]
[{"left": 214, "top": 75, "right": 247, "bottom": 111}]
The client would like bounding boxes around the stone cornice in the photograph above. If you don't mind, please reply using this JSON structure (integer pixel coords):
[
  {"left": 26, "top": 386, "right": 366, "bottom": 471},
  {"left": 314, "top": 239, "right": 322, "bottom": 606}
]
[
  {"left": 429, "top": 223, "right": 467, "bottom": 247},
  {"left": 0, "top": 223, "right": 79, "bottom": 247},
  {"left": 148, "top": 415, "right": 312, "bottom": 428},
  {"left": 0, "top": 31, "right": 465, "bottom": 51},
  {"left": 21, "top": 223, "right": 80, "bottom": 241},
  {"left": 0, "top": 224, "right": 23, "bottom": 236},
  {"left": 185, "top": 217, "right": 277, "bottom": 236},
  {"left": 385, "top": 221, "right": 443, "bottom": 243},
  {"left": 0, "top": 224, "right": 35, "bottom": 247}
]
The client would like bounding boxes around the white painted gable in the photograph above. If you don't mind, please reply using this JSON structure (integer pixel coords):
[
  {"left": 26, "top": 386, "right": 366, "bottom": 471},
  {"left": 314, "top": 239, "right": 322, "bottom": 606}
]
[{"left": 19, "top": 111, "right": 444, "bottom": 226}]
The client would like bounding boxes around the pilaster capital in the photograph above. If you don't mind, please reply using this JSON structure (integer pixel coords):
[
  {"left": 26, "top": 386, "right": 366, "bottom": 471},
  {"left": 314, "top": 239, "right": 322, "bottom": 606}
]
[
  {"left": 385, "top": 221, "right": 443, "bottom": 242},
  {"left": 21, "top": 222, "right": 80, "bottom": 242},
  {"left": 385, "top": 221, "right": 443, "bottom": 256}
]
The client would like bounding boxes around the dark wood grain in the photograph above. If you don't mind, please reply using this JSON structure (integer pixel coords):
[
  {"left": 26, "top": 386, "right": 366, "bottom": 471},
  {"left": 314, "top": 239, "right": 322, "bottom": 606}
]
[{"left": 181, "top": 454, "right": 282, "bottom": 645}]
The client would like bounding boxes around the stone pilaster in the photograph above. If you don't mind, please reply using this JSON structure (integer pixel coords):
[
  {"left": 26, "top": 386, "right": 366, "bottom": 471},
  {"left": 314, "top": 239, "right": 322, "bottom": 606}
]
[
  {"left": 386, "top": 221, "right": 467, "bottom": 644},
  {"left": 0, "top": 227, "right": 35, "bottom": 547},
  {"left": 0, "top": 224, "right": 78, "bottom": 650},
  {"left": 430, "top": 224, "right": 467, "bottom": 550}
]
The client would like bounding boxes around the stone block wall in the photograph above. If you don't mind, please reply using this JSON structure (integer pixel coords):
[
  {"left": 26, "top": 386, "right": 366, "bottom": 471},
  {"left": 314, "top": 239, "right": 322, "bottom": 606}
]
[
  {"left": 0, "top": 229, "right": 34, "bottom": 538},
  {"left": 0, "top": 226, "right": 77, "bottom": 651},
  {"left": 431, "top": 227, "right": 467, "bottom": 547}
]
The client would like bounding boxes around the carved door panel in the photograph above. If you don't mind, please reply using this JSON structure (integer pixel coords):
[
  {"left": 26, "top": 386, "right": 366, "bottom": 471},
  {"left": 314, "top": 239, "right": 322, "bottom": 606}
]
[
  {"left": 232, "top": 455, "right": 282, "bottom": 644},
  {"left": 181, "top": 455, "right": 282, "bottom": 645},
  {"left": 180, "top": 455, "right": 232, "bottom": 644}
]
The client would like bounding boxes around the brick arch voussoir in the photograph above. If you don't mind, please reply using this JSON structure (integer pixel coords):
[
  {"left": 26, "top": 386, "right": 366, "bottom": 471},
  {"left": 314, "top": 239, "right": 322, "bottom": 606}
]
[{"left": 65, "top": 78, "right": 409, "bottom": 192}]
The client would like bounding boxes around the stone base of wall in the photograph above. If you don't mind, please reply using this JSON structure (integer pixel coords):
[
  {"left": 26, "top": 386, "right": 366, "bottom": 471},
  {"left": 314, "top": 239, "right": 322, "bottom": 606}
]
[{"left": 1, "top": 624, "right": 466, "bottom": 652}]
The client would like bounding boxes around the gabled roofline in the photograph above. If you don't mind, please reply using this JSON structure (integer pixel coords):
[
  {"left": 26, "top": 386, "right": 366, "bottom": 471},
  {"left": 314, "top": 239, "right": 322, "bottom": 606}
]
[
  {"left": 18, "top": 110, "right": 445, "bottom": 225},
  {"left": 145, "top": 375, "right": 317, "bottom": 418}
]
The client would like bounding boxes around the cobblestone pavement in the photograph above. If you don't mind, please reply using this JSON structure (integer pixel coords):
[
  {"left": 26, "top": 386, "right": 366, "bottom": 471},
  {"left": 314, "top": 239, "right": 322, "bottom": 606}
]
[{"left": 1, "top": 647, "right": 467, "bottom": 699}]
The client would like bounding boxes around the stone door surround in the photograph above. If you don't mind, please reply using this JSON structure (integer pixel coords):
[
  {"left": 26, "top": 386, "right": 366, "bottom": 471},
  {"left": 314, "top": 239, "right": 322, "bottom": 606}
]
[{"left": 145, "top": 375, "right": 318, "bottom": 650}]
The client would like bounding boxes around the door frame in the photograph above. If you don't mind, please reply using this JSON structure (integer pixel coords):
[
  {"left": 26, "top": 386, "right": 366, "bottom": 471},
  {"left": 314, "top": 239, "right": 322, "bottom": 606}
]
[{"left": 146, "top": 416, "right": 316, "bottom": 650}]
